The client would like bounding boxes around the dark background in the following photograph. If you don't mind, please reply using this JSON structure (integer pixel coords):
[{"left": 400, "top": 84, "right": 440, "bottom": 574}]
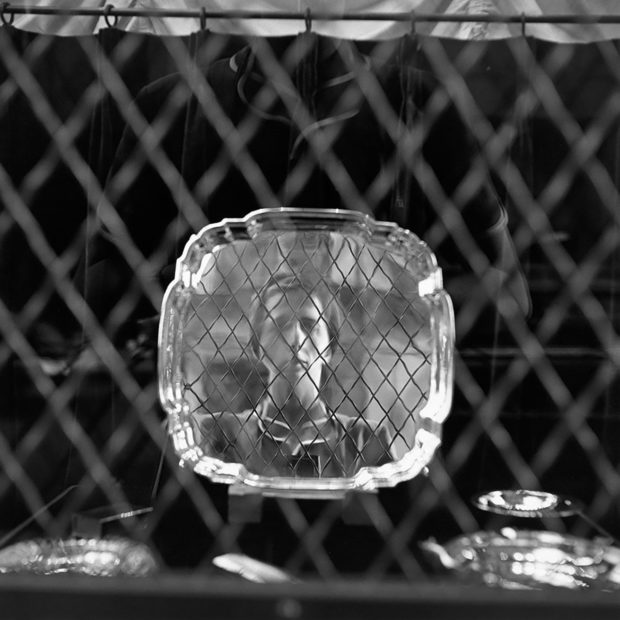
[{"left": 0, "top": 25, "right": 619, "bottom": 577}]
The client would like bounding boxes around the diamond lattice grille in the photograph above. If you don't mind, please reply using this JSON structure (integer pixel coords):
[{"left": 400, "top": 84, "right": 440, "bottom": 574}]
[{"left": 0, "top": 20, "right": 619, "bottom": 580}]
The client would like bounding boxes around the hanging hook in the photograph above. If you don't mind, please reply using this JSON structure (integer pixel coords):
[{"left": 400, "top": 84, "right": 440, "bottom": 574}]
[
  {"left": 104, "top": 4, "right": 119, "bottom": 29},
  {"left": 410, "top": 10, "right": 417, "bottom": 38},
  {"left": 0, "top": 3, "right": 15, "bottom": 27},
  {"left": 200, "top": 7, "right": 208, "bottom": 31},
  {"left": 304, "top": 8, "right": 312, "bottom": 33},
  {"left": 520, "top": 12, "right": 527, "bottom": 38}
]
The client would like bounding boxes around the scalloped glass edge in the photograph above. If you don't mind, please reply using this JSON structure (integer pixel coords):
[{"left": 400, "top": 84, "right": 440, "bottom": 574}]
[{"left": 158, "top": 208, "right": 454, "bottom": 496}]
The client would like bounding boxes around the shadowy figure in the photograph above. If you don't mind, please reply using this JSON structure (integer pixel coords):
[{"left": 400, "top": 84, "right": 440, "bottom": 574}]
[
  {"left": 75, "top": 34, "right": 529, "bottom": 356},
  {"left": 192, "top": 274, "right": 396, "bottom": 477}
]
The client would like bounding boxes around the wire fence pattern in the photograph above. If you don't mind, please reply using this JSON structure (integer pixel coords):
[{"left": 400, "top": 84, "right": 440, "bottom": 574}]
[{"left": 0, "top": 18, "right": 619, "bottom": 582}]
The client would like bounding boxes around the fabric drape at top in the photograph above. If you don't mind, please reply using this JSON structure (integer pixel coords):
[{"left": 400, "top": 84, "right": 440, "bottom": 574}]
[{"left": 11, "top": 0, "right": 620, "bottom": 42}]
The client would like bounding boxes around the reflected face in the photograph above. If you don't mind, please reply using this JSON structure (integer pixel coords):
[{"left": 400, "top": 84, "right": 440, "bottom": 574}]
[{"left": 257, "top": 288, "right": 331, "bottom": 387}]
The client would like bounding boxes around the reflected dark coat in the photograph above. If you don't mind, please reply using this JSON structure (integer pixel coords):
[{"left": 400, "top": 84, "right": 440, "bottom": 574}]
[
  {"left": 193, "top": 409, "right": 396, "bottom": 478},
  {"left": 80, "top": 38, "right": 505, "bottom": 331}
]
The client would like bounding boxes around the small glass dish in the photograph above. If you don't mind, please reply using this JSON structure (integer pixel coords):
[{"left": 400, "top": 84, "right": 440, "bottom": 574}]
[
  {"left": 472, "top": 489, "right": 581, "bottom": 518},
  {"left": 0, "top": 537, "right": 158, "bottom": 577},
  {"left": 422, "top": 528, "right": 620, "bottom": 590}
]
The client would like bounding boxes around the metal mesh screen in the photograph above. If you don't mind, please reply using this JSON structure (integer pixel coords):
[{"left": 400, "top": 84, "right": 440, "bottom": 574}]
[{"left": 1, "top": 16, "right": 620, "bottom": 585}]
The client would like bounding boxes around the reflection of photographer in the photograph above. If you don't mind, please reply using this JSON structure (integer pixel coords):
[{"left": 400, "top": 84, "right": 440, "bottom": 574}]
[
  {"left": 193, "top": 275, "right": 396, "bottom": 478},
  {"left": 73, "top": 33, "right": 530, "bottom": 358}
]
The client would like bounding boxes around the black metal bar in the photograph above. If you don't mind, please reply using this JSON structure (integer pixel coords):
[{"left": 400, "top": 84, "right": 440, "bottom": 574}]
[
  {"left": 2, "top": 576, "right": 620, "bottom": 620},
  {"left": 2, "top": 4, "right": 620, "bottom": 26}
]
